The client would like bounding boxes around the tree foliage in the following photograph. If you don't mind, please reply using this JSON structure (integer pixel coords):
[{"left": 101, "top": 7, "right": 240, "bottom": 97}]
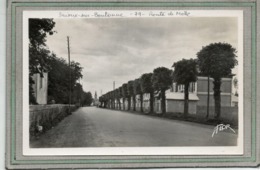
[
  {"left": 152, "top": 67, "right": 173, "bottom": 92},
  {"left": 133, "top": 79, "right": 142, "bottom": 95},
  {"left": 72, "top": 83, "right": 83, "bottom": 105},
  {"left": 46, "top": 54, "right": 83, "bottom": 104},
  {"left": 173, "top": 59, "right": 198, "bottom": 85},
  {"left": 29, "top": 18, "right": 56, "bottom": 76},
  {"left": 140, "top": 73, "right": 154, "bottom": 94},
  {"left": 82, "top": 92, "right": 93, "bottom": 106},
  {"left": 29, "top": 19, "right": 56, "bottom": 48},
  {"left": 197, "top": 42, "right": 237, "bottom": 79}
]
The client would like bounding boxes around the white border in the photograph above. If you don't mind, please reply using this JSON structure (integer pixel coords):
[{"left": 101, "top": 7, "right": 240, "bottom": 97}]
[{"left": 23, "top": 10, "right": 244, "bottom": 156}]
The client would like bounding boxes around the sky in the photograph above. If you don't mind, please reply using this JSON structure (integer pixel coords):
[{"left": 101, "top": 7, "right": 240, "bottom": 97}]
[{"left": 45, "top": 17, "right": 238, "bottom": 97}]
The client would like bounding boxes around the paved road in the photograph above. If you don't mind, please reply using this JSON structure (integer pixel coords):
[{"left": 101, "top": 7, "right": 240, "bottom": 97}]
[{"left": 30, "top": 107, "right": 237, "bottom": 148}]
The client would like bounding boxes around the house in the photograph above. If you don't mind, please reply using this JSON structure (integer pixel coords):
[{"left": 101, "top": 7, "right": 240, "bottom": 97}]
[
  {"left": 93, "top": 91, "right": 100, "bottom": 106},
  {"left": 196, "top": 76, "right": 233, "bottom": 107},
  {"left": 31, "top": 72, "right": 48, "bottom": 105}
]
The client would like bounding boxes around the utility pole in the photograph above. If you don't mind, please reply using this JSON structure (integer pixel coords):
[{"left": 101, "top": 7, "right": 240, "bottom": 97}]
[
  {"left": 67, "top": 36, "right": 71, "bottom": 111},
  {"left": 113, "top": 81, "right": 115, "bottom": 90},
  {"left": 206, "top": 75, "right": 210, "bottom": 119}
]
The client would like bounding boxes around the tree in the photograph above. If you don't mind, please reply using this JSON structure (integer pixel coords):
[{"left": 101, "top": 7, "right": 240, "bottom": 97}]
[
  {"left": 82, "top": 92, "right": 93, "bottom": 106},
  {"left": 122, "top": 83, "right": 128, "bottom": 110},
  {"left": 107, "top": 91, "right": 112, "bottom": 109},
  {"left": 29, "top": 19, "right": 55, "bottom": 48},
  {"left": 99, "top": 96, "right": 104, "bottom": 107},
  {"left": 118, "top": 86, "right": 123, "bottom": 110},
  {"left": 72, "top": 83, "right": 83, "bottom": 106},
  {"left": 140, "top": 73, "right": 154, "bottom": 113},
  {"left": 134, "top": 78, "right": 143, "bottom": 112},
  {"left": 152, "top": 67, "right": 173, "bottom": 114},
  {"left": 127, "top": 80, "right": 135, "bottom": 111},
  {"left": 70, "top": 61, "right": 83, "bottom": 86},
  {"left": 111, "top": 90, "right": 116, "bottom": 109},
  {"left": 47, "top": 54, "right": 83, "bottom": 104},
  {"left": 100, "top": 95, "right": 109, "bottom": 108},
  {"left": 29, "top": 18, "right": 56, "bottom": 75},
  {"left": 197, "top": 42, "right": 237, "bottom": 119},
  {"left": 172, "top": 59, "right": 198, "bottom": 118},
  {"left": 111, "top": 89, "right": 117, "bottom": 109}
]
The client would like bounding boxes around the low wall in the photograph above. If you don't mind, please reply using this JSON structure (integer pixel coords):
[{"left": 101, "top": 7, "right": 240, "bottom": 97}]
[
  {"left": 197, "top": 106, "right": 238, "bottom": 126},
  {"left": 167, "top": 100, "right": 197, "bottom": 114},
  {"left": 29, "top": 104, "right": 78, "bottom": 137}
]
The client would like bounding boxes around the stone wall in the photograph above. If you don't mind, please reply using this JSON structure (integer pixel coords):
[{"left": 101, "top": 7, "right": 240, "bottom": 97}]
[
  {"left": 166, "top": 100, "right": 197, "bottom": 115},
  {"left": 29, "top": 104, "right": 78, "bottom": 137}
]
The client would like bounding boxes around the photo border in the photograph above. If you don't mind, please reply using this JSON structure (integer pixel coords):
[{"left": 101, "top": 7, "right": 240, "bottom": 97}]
[{"left": 6, "top": 0, "right": 258, "bottom": 168}]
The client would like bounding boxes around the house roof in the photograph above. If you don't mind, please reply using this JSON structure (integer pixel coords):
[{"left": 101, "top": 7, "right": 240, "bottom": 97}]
[{"left": 166, "top": 92, "right": 199, "bottom": 101}]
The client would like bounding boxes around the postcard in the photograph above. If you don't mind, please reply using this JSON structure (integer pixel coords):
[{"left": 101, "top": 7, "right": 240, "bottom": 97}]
[{"left": 6, "top": 0, "right": 259, "bottom": 169}]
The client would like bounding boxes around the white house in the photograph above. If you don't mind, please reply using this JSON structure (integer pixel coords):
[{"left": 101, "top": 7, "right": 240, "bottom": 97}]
[{"left": 31, "top": 72, "right": 48, "bottom": 105}]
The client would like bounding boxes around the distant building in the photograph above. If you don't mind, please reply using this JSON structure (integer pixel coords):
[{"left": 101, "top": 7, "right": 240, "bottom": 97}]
[
  {"left": 93, "top": 91, "right": 100, "bottom": 106},
  {"left": 31, "top": 73, "right": 48, "bottom": 105},
  {"left": 195, "top": 76, "right": 233, "bottom": 107}
]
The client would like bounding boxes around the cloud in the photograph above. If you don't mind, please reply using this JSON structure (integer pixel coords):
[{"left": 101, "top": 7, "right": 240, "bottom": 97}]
[{"left": 46, "top": 17, "right": 238, "bottom": 96}]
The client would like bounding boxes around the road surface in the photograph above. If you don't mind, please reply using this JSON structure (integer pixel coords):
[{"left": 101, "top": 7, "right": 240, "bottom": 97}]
[{"left": 30, "top": 107, "right": 237, "bottom": 148}]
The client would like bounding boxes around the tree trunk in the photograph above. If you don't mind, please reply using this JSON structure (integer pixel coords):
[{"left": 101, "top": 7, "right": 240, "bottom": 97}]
[
  {"left": 213, "top": 78, "right": 222, "bottom": 120},
  {"left": 128, "top": 97, "right": 131, "bottom": 110},
  {"left": 161, "top": 89, "right": 166, "bottom": 114},
  {"left": 184, "top": 83, "right": 189, "bottom": 119},
  {"left": 133, "top": 95, "right": 136, "bottom": 111},
  {"left": 114, "top": 99, "right": 116, "bottom": 109},
  {"left": 118, "top": 98, "right": 121, "bottom": 110},
  {"left": 123, "top": 98, "right": 125, "bottom": 110},
  {"left": 150, "top": 92, "right": 154, "bottom": 113},
  {"left": 140, "top": 93, "right": 143, "bottom": 113}
]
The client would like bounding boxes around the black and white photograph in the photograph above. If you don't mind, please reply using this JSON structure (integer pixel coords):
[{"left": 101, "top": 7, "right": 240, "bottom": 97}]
[
  {"left": 5, "top": 0, "right": 260, "bottom": 168},
  {"left": 24, "top": 10, "right": 243, "bottom": 155}
]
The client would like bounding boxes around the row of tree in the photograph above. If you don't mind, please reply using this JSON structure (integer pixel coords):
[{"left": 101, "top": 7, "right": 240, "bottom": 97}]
[
  {"left": 29, "top": 18, "right": 93, "bottom": 106},
  {"left": 99, "top": 42, "right": 237, "bottom": 120},
  {"left": 99, "top": 67, "right": 173, "bottom": 114}
]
